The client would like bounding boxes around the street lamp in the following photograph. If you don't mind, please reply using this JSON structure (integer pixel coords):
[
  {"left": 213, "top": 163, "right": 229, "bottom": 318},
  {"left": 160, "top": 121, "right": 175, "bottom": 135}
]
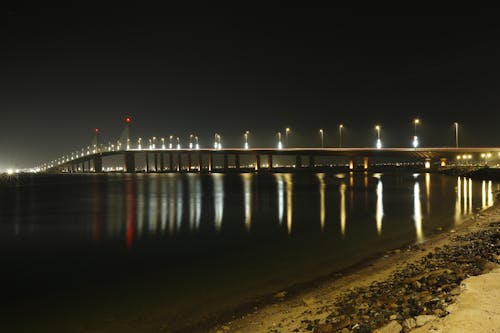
[
  {"left": 169, "top": 135, "right": 173, "bottom": 149},
  {"left": 285, "top": 127, "right": 291, "bottom": 147},
  {"left": 277, "top": 131, "right": 283, "bottom": 149},
  {"left": 161, "top": 137, "right": 165, "bottom": 149},
  {"left": 375, "top": 125, "right": 382, "bottom": 149},
  {"left": 413, "top": 118, "right": 420, "bottom": 149},
  {"left": 176, "top": 137, "right": 181, "bottom": 150},
  {"left": 244, "top": 131, "right": 249, "bottom": 149},
  {"left": 138, "top": 137, "right": 142, "bottom": 150},
  {"left": 339, "top": 124, "right": 344, "bottom": 148},
  {"left": 195, "top": 136, "right": 199, "bottom": 150},
  {"left": 454, "top": 122, "right": 459, "bottom": 148},
  {"left": 319, "top": 129, "right": 324, "bottom": 148},
  {"left": 189, "top": 134, "right": 194, "bottom": 149}
]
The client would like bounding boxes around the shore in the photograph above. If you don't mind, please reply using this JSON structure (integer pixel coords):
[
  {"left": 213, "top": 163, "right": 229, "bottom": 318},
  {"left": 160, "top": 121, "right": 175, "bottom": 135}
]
[{"left": 210, "top": 199, "right": 500, "bottom": 332}]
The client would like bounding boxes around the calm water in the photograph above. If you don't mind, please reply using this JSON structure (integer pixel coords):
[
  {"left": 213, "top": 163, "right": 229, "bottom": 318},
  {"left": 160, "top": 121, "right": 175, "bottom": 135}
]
[{"left": 0, "top": 172, "right": 497, "bottom": 332}]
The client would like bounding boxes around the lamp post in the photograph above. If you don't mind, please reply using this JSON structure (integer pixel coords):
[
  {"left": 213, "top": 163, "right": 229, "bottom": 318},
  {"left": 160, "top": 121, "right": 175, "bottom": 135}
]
[
  {"left": 277, "top": 132, "right": 283, "bottom": 149},
  {"left": 285, "top": 127, "right": 291, "bottom": 147},
  {"left": 195, "top": 136, "right": 199, "bottom": 150},
  {"left": 339, "top": 124, "right": 344, "bottom": 148},
  {"left": 375, "top": 125, "right": 382, "bottom": 149},
  {"left": 413, "top": 118, "right": 420, "bottom": 149},
  {"left": 169, "top": 135, "right": 173, "bottom": 149},
  {"left": 176, "top": 137, "right": 180, "bottom": 150},
  {"left": 319, "top": 129, "right": 324, "bottom": 148},
  {"left": 244, "top": 131, "right": 249, "bottom": 149},
  {"left": 454, "top": 122, "right": 459, "bottom": 148},
  {"left": 189, "top": 134, "right": 194, "bottom": 149}
]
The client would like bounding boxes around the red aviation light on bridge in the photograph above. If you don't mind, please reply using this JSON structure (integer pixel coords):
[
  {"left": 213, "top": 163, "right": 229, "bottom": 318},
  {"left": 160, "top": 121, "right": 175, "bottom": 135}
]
[
  {"left": 125, "top": 117, "right": 132, "bottom": 124},
  {"left": 95, "top": 128, "right": 99, "bottom": 133}
]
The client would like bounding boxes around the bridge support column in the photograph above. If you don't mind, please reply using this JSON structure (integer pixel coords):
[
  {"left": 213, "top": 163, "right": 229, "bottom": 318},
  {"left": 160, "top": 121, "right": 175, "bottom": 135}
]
[
  {"left": 145, "top": 153, "right": 150, "bottom": 172},
  {"left": 235, "top": 154, "right": 240, "bottom": 171},
  {"left": 309, "top": 155, "right": 315, "bottom": 169},
  {"left": 93, "top": 155, "right": 103, "bottom": 173},
  {"left": 81, "top": 162, "right": 85, "bottom": 172},
  {"left": 198, "top": 153, "right": 203, "bottom": 172},
  {"left": 177, "top": 153, "right": 182, "bottom": 172},
  {"left": 154, "top": 153, "right": 158, "bottom": 172},
  {"left": 124, "top": 151, "right": 135, "bottom": 173},
  {"left": 223, "top": 154, "right": 229, "bottom": 171},
  {"left": 169, "top": 152, "right": 174, "bottom": 171},
  {"left": 255, "top": 154, "right": 260, "bottom": 171},
  {"left": 363, "top": 157, "right": 369, "bottom": 170},
  {"left": 349, "top": 159, "right": 354, "bottom": 171},
  {"left": 296, "top": 155, "right": 302, "bottom": 168},
  {"left": 208, "top": 153, "right": 213, "bottom": 172},
  {"left": 87, "top": 160, "right": 91, "bottom": 172},
  {"left": 268, "top": 155, "right": 273, "bottom": 170},
  {"left": 187, "top": 153, "right": 192, "bottom": 171},
  {"left": 440, "top": 158, "right": 447, "bottom": 167},
  {"left": 160, "top": 153, "right": 164, "bottom": 171}
]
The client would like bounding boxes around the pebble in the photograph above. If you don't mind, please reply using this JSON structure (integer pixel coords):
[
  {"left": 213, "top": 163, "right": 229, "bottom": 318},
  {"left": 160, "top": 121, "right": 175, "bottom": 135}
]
[
  {"left": 415, "top": 314, "right": 437, "bottom": 326},
  {"left": 373, "top": 320, "right": 402, "bottom": 333},
  {"left": 402, "top": 317, "right": 416, "bottom": 330}
]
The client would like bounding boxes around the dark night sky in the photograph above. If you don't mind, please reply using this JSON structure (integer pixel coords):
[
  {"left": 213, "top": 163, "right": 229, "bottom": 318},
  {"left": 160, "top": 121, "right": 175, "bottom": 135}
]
[{"left": 2, "top": 5, "right": 500, "bottom": 169}]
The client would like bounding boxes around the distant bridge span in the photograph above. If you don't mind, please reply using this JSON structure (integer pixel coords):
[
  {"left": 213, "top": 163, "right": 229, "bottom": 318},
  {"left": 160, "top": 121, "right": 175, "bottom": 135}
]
[{"left": 42, "top": 147, "right": 500, "bottom": 173}]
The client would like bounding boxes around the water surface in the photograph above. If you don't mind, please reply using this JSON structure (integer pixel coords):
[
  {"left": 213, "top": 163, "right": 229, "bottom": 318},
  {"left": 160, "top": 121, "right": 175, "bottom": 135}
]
[{"left": 0, "top": 172, "right": 496, "bottom": 332}]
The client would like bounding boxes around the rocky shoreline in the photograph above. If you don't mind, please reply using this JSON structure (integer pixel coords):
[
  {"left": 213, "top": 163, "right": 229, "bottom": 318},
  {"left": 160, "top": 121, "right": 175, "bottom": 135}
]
[
  {"left": 309, "top": 226, "right": 499, "bottom": 333},
  {"left": 212, "top": 203, "right": 500, "bottom": 333}
]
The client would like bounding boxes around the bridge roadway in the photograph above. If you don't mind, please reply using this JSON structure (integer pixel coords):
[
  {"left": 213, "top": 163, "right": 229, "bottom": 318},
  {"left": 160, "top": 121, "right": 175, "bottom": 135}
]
[{"left": 46, "top": 147, "right": 500, "bottom": 173}]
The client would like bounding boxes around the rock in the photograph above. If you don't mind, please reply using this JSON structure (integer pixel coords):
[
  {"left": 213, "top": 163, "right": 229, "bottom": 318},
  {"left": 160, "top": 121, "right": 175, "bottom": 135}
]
[
  {"left": 314, "top": 323, "right": 333, "bottom": 333},
  {"left": 389, "top": 314, "right": 398, "bottom": 320},
  {"left": 274, "top": 291, "right": 287, "bottom": 299},
  {"left": 340, "top": 328, "right": 350, "bottom": 333},
  {"left": 415, "top": 314, "right": 437, "bottom": 327},
  {"left": 402, "top": 317, "right": 416, "bottom": 331},
  {"left": 373, "top": 320, "right": 402, "bottom": 333}
]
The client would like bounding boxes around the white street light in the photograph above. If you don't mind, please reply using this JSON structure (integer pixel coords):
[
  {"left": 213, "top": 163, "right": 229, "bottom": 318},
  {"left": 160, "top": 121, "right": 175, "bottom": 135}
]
[
  {"left": 277, "top": 131, "right": 283, "bottom": 150},
  {"left": 454, "top": 122, "right": 459, "bottom": 148},
  {"left": 413, "top": 118, "right": 420, "bottom": 149},
  {"left": 375, "top": 125, "right": 382, "bottom": 149},
  {"left": 319, "top": 129, "right": 324, "bottom": 148},
  {"left": 339, "top": 124, "right": 344, "bottom": 148},
  {"left": 285, "top": 127, "right": 291, "bottom": 147},
  {"left": 244, "top": 131, "right": 249, "bottom": 149}
]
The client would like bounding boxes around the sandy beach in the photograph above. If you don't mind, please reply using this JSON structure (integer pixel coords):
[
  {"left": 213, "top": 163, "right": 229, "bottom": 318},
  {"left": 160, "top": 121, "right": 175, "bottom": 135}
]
[{"left": 209, "top": 198, "right": 500, "bottom": 333}]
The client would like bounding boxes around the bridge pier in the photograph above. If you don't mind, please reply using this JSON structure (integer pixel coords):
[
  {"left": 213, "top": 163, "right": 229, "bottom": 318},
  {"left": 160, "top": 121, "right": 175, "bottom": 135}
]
[
  {"left": 145, "top": 153, "right": 150, "bottom": 172},
  {"left": 160, "top": 153, "right": 164, "bottom": 171},
  {"left": 255, "top": 154, "right": 260, "bottom": 171},
  {"left": 187, "top": 153, "right": 192, "bottom": 171},
  {"left": 198, "top": 153, "right": 203, "bottom": 172},
  {"left": 208, "top": 153, "right": 213, "bottom": 172},
  {"left": 93, "top": 155, "right": 102, "bottom": 173},
  {"left": 87, "top": 160, "right": 91, "bottom": 172},
  {"left": 154, "top": 153, "right": 158, "bottom": 172},
  {"left": 363, "top": 157, "right": 369, "bottom": 170},
  {"left": 268, "top": 155, "right": 273, "bottom": 170},
  {"left": 223, "top": 154, "right": 229, "bottom": 171},
  {"left": 235, "top": 154, "right": 240, "bottom": 171},
  {"left": 169, "top": 152, "right": 174, "bottom": 171},
  {"left": 309, "top": 155, "right": 315, "bottom": 169},
  {"left": 296, "top": 155, "right": 302, "bottom": 168},
  {"left": 177, "top": 152, "right": 182, "bottom": 172},
  {"left": 124, "top": 151, "right": 135, "bottom": 172}
]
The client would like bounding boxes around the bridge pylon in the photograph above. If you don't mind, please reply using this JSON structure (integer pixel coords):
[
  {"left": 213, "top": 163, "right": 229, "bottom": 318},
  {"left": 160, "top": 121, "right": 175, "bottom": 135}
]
[{"left": 119, "top": 116, "right": 132, "bottom": 150}]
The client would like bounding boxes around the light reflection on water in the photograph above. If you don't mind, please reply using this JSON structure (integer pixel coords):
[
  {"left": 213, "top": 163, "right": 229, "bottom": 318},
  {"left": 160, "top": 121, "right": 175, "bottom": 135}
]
[{"left": 1, "top": 173, "right": 498, "bottom": 247}]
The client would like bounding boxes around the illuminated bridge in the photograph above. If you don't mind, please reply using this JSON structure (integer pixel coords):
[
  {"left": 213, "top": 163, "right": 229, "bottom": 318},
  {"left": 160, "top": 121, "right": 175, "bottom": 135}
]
[{"left": 35, "top": 118, "right": 500, "bottom": 173}]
